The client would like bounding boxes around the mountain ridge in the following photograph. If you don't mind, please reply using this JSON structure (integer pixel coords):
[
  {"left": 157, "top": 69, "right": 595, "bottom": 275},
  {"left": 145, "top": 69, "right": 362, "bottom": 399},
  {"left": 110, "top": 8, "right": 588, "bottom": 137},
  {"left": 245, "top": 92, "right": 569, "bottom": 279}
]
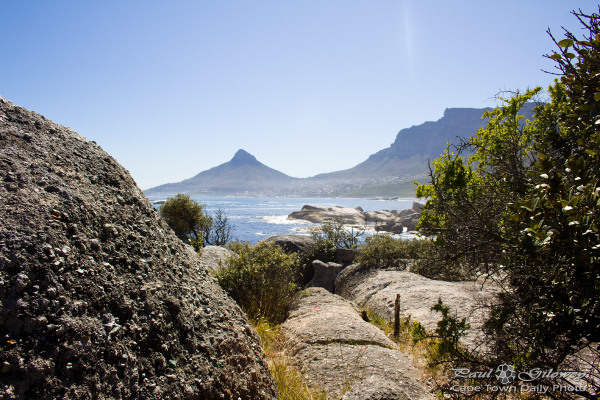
[{"left": 145, "top": 105, "right": 535, "bottom": 197}]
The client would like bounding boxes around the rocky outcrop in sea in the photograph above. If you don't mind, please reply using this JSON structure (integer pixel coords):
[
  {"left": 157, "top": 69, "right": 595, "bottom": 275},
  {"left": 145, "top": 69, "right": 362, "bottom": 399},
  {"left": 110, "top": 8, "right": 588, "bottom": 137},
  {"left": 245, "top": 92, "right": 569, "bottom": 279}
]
[
  {"left": 0, "top": 98, "right": 276, "bottom": 399},
  {"left": 287, "top": 201, "right": 425, "bottom": 233}
]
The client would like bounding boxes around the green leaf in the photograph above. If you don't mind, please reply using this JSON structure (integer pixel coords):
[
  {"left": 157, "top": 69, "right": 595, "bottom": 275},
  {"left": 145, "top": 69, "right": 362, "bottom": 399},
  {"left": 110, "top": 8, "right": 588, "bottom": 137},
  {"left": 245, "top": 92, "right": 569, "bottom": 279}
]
[
  {"left": 550, "top": 53, "right": 562, "bottom": 60},
  {"left": 594, "top": 93, "right": 600, "bottom": 101},
  {"left": 565, "top": 53, "right": 576, "bottom": 59},
  {"left": 558, "top": 38, "right": 574, "bottom": 48}
]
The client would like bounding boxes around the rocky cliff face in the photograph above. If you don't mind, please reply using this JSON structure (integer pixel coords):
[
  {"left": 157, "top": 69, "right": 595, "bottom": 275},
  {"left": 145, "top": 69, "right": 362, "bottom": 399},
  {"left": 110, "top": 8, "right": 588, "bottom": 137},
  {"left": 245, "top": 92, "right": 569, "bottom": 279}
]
[
  {"left": 0, "top": 98, "right": 277, "bottom": 399},
  {"left": 312, "top": 107, "right": 496, "bottom": 183}
]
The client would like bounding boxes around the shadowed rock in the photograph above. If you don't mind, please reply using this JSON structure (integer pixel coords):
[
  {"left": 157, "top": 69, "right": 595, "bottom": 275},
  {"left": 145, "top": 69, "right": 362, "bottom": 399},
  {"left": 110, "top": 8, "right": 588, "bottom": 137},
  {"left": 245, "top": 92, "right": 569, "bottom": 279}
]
[
  {"left": 262, "top": 234, "right": 316, "bottom": 256},
  {"left": 311, "top": 260, "right": 344, "bottom": 293},
  {"left": 0, "top": 98, "right": 277, "bottom": 399}
]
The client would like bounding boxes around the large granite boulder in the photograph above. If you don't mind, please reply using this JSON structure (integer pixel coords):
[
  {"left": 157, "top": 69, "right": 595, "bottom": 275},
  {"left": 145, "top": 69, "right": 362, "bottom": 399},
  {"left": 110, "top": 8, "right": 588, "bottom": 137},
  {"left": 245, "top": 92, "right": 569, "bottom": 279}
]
[
  {"left": 288, "top": 202, "right": 425, "bottom": 234},
  {"left": 334, "top": 247, "right": 358, "bottom": 265},
  {"left": 288, "top": 205, "right": 366, "bottom": 224},
  {"left": 335, "top": 265, "right": 499, "bottom": 352},
  {"left": 374, "top": 221, "right": 405, "bottom": 234},
  {"left": 198, "top": 245, "right": 234, "bottom": 271},
  {"left": 399, "top": 213, "right": 420, "bottom": 231},
  {"left": 411, "top": 201, "right": 424, "bottom": 213},
  {"left": 364, "top": 210, "right": 399, "bottom": 223},
  {"left": 0, "top": 98, "right": 276, "bottom": 399},
  {"left": 282, "top": 288, "right": 432, "bottom": 399},
  {"left": 262, "top": 234, "right": 316, "bottom": 256}
]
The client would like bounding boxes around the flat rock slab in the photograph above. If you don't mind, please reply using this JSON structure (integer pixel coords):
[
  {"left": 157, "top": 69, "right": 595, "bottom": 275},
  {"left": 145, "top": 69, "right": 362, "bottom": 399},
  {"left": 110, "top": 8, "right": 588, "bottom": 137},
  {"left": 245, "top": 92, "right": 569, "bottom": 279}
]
[
  {"left": 341, "top": 376, "right": 410, "bottom": 400},
  {"left": 284, "top": 288, "right": 394, "bottom": 349},
  {"left": 336, "top": 267, "right": 499, "bottom": 352},
  {"left": 282, "top": 288, "right": 433, "bottom": 399},
  {"left": 293, "top": 343, "right": 430, "bottom": 400}
]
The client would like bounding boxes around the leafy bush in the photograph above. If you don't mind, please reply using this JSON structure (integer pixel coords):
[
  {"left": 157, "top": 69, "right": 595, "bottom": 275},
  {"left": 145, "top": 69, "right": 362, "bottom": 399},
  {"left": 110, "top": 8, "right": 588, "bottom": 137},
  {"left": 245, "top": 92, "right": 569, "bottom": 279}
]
[
  {"left": 216, "top": 242, "right": 300, "bottom": 323},
  {"left": 414, "top": 9, "right": 600, "bottom": 397},
  {"left": 357, "top": 234, "right": 433, "bottom": 270},
  {"left": 302, "top": 236, "right": 337, "bottom": 265},
  {"left": 310, "top": 220, "right": 364, "bottom": 250}
]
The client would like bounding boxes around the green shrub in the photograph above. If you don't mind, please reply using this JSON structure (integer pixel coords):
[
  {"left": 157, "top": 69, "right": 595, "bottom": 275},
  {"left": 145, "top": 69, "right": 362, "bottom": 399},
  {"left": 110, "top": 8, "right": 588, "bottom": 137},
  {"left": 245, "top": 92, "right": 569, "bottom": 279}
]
[
  {"left": 357, "top": 234, "right": 432, "bottom": 269},
  {"left": 410, "top": 258, "right": 469, "bottom": 281},
  {"left": 310, "top": 220, "right": 364, "bottom": 250},
  {"left": 159, "top": 194, "right": 211, "bottom": 250},
  {"left": 302, "top": 236, "right": 337, "bottom": 265},
  {"left": 216, "top": 242, "right": 300, "bottom": 324},
  {"left": 355, "top": 234, "right": 468, "bottom": 280}
]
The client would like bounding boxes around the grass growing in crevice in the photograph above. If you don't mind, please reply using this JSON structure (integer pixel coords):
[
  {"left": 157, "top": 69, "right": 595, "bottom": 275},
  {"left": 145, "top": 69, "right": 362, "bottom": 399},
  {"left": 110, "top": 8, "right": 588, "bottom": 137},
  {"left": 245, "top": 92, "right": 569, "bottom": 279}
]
[
  {"left": 363, "top": 309, "right": 414, "bottom": 347},
  {"left": 363, "top": 306, "right": 477, "bottom": 398},
  {"left": 362, "top": 309, "right": 450, "bottom": 382},
  {"left": 253, "top": 319, "right": 328, "bottom": 400}
]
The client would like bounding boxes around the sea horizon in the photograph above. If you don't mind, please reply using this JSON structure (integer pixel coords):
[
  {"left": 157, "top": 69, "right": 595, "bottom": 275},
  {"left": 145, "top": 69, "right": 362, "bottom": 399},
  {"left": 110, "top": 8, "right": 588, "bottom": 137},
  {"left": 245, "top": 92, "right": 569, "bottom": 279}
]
[{"left": 147, "top": 196, "right": 421, "bottom": 244}]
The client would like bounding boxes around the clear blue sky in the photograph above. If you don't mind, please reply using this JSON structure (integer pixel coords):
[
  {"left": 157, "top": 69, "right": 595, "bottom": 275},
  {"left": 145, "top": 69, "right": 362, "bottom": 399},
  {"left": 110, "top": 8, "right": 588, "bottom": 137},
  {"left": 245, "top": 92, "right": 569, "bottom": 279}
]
[{"left": 0, "top": 1, "right": 589, "bottom": 189}]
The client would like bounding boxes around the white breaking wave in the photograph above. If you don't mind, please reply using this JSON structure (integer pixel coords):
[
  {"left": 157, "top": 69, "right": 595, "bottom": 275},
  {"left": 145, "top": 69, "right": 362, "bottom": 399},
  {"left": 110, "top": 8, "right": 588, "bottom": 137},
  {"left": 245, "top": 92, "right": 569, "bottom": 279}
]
[{"left": 260, "top": 215, "right": 313, "bottom": 225}]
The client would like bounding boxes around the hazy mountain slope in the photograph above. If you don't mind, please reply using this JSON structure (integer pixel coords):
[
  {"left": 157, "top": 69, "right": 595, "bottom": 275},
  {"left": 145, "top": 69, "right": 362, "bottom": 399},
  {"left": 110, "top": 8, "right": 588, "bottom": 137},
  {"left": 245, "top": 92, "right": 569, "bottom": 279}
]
[
  {"left": 310, "top": 107, "right": 494, "bottom": 182},
  {"left": 145, "top": 149, "right": 298, "bottom": 195}
]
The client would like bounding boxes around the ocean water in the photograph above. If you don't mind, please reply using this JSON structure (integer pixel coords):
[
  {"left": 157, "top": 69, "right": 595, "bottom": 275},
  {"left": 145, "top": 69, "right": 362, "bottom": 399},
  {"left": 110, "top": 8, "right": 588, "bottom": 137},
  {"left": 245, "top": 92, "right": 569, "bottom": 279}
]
[{"left": 147, "top": 196, "right": 419, "bottom": 244}]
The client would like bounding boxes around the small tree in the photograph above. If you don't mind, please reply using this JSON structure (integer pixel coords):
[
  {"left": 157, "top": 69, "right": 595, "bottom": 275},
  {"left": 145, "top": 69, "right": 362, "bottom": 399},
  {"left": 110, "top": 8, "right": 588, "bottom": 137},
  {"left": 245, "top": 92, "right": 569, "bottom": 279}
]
[
  {"left": 159, "top": 194, "right": 212, "bottom": 250},
  {"left": 416, "top": 88, "right": 539, "bottom": 279},
  {"left": 416, "top": 9, "right": 600, "bottom": 398},
  {"left": 159, "top": 194, "right": 233, "bottom": 250},
  {"left": 204, "top": 208, "right": 233, "bottom": 246}
]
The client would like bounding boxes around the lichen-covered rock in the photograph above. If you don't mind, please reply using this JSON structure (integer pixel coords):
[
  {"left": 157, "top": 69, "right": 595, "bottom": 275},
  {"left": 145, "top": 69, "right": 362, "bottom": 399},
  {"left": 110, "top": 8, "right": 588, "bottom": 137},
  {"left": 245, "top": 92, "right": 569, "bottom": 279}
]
[
  {"left": 340, "top": 376, "right": 410, "bottom": 400},
  {"left": 0, "top": 98, "right": 277, "bottom": 399}
]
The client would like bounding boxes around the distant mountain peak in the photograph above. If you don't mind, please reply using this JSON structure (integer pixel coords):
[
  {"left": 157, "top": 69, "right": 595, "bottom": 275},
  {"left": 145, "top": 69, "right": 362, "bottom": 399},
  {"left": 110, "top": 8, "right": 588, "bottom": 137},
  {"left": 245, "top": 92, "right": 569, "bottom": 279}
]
[
  {"left": 230, "top": 149, "right": 259, "bottom": 165},
  {"left": 145, "top": 148, "right": 294, "bottom": 196}
]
